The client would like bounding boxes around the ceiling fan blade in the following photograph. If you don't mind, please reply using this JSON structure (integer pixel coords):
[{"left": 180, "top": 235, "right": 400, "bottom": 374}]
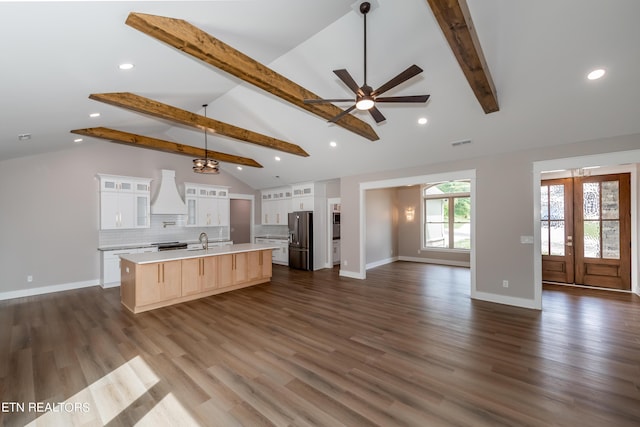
[
  {"left": 372, "top": 64, "right": 423, "bottom": 97},
  {"left": 303, "top": 98, "right": 355, "bottom": 104},
  {"left": 368, "top": 106, "right": 386, "bottom": 123},
  {"left": 329, "top": 105, "right": 357, "bottom": 123},
  {"left": 333, "top": 69, "right": 362, "bottom": 95},
  {"left": 375, "top": 94, "right": 431, "bottom": 103}
]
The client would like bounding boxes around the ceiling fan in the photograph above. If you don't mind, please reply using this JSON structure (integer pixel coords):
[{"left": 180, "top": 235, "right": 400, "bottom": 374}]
[{"left": 304, "top": 1, "right": 430, "bottom": 124}]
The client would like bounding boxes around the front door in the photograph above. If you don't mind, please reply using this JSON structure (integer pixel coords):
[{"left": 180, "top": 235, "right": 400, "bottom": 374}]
[
  {"left": 541, "top": 173, "right": 631, "bottom": 290},
  {"left": 574, "top": 173, "right": 631, "bottom": 290},
  {"left": 541, "top": 178, "right": 574, "bottom": 283}
]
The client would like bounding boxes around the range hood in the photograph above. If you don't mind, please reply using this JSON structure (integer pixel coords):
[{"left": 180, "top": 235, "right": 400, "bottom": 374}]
[{"left": 151, "top": 170, "right": 187, "bottom": 215}]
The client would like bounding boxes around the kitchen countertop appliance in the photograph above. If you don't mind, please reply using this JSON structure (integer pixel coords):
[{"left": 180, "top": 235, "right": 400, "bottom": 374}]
[{"left": 288, "top": 211, "right": 313, "bottom": 271}]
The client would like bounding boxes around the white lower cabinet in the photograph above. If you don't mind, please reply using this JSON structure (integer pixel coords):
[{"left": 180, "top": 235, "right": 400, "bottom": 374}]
[
  {"left": 101, "top": 246, "right": 158, "bottom": 287},
  {"left": 255, "top": 238, "right": 288, "bottom": 265}
]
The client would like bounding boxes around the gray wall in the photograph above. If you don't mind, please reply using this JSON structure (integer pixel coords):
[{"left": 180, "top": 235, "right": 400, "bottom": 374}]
[
  {"left": 340, "top": 132, "right": 640, "bottom": 303},
  {"left": 396, "top": 186, "right": 471, "bottom": 265},
  {"left": 365, "top": 188, "right": 398, "bottom": 265},
  {"left": 0, "top": 141, "right": 256, "bottom": 295}
]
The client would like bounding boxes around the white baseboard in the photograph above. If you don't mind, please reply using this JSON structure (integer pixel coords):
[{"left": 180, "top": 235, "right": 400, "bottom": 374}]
[
  {"left": 366, "top": 256, "right": 399, "bottom": 270},
  {"left": 339, "top": 269, "right": 366, "bottom": 279},
  {"left": 0, "top": 279, "right": 101, "bottom": 301},
  {"left": 101, "top": 282, "right": 121, "bottom": 289},
  {"left": 398, "top": 256, "right": 470, "bottom": 268},
  {"left": 472, "top": 290, "right": 540, "bottom": 310}
]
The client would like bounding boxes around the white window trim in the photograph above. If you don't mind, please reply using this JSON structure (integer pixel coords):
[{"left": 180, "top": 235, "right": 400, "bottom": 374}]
[{"left": 421, "top": 184, "right": 471, "bottom": 251}]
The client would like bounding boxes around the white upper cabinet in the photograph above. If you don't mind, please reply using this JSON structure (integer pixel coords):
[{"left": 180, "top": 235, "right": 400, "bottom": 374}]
[
  {"left": 184, "top": 183, "right": 230, "bottom": 227},
  {"left": 98, "top": 174, "right": 151, "bottom": 230},
  {"left": 292, "top": 182, "right": 314, "bottom": 211},
  {"left": 261, "top": 186, "right": 291, "bottom": 225}
]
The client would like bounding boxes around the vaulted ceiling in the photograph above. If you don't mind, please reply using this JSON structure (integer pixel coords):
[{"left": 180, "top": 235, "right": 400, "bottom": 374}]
[{"left": 2, "top": 0, "right": 639, "bottom": 189}]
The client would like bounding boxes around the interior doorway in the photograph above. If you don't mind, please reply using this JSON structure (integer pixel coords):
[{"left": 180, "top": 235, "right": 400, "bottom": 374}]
[
  {"left": 230, "top": 198, "right": 252, "bottom": 244},
  {"left": 541, "top": 173, "right": 631, "bottom": 290}
]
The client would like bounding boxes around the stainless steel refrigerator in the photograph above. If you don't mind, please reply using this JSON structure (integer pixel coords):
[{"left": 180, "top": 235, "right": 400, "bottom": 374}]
[{"left": 288, "top": 211, "right": 313, "bottom": 270}]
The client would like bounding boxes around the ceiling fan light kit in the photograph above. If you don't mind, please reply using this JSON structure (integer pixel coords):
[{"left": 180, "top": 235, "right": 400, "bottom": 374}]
[{"left": 304, "top": 1, "right": 430, "bottom": 124}]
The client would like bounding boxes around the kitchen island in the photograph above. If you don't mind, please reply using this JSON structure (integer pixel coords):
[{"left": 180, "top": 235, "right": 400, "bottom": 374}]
[{"left": 119, "top": 243, "right": 278, "bottom": 313}]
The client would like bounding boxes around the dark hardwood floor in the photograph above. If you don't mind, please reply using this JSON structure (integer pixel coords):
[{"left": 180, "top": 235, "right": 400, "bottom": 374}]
[{"left": 1, "top": 262, "right": 639, "bottom": 426}]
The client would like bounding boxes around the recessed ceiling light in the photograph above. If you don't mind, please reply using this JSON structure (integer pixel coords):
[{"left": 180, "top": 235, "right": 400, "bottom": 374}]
[
  {"left": 587, "top": 68, "right": 606, "bottom": 80},
  {"left": 237, "top": 166, "right": 243, "bottom": 171},
  {"left": 329, "top": 141, "right": 337, "bottom": 147},
  {"left": 89, "top": 112, "right": 100, "bottom": 118},
  {"left": 119, "top": 63, "right": 134, "bottom": 70},
  {"left": 418, "top": 117, "right": 428, "bottom": 125},
  {"left": 73, "top": 138, "right": 83, "bottom": 143},
  {"left": 275, "top": 156, "right": 281, "bottom": 161}
]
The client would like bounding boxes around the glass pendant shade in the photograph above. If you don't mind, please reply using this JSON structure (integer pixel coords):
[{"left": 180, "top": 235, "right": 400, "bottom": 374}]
[
  {"left": 193, "top": 158, "right": 219, "bottom": 174},
  {"left": 192, "top": 104, "right": 219, "bottom": 174}
]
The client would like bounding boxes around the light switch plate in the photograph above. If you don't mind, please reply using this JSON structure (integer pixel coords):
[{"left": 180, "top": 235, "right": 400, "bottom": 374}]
[{"left": 520, "top": 235, "right": 534, "bottom": 244}]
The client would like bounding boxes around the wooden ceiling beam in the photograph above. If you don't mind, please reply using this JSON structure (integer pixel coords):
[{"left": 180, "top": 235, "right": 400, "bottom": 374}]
[
  {"left": 125, "top": 12, "right": 380, "bottom": 142},
  {"left": 425, "top": 0, "right": 499, "bottom": 113},
  {"left": 89, "top": 92, "right": 309, "bottom": 157},
  {"left": 70, "top": 127, "right": 263, "bottom": 168}
]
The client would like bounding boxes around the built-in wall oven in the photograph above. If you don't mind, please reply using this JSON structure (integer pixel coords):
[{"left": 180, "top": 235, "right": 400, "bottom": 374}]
[{"left": 332, "top": 212, "right": 340, "bottom": 239}]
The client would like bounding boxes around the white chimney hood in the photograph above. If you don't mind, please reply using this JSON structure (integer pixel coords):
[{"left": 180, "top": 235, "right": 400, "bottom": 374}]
[{"left": 151, "top": 170, "right": 187, "bottom": 215}]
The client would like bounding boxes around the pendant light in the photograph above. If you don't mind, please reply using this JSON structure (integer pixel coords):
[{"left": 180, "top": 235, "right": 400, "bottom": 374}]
[{"left": 193, "top": 104, "right": 219, "bottom": 174}]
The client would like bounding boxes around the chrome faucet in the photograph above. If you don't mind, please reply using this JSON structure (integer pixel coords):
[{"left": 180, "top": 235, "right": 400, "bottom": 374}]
[{"left": 199, "top": 232, "right": 209, "bottom": 251}]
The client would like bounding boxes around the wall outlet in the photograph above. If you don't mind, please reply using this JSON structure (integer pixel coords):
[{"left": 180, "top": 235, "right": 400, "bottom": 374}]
[
  {"left": 343, "top": 260, "right": 348, "bottom": 266},
  {"left": 502, "top": 280, "right": 509, "bottom": 288},
  {"left": 27, "top": 275, "right": 33, "bottom": 283}
]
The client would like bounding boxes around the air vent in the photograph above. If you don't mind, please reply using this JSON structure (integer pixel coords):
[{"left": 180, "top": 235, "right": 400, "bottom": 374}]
[
  {"left": 18, "top": 133, "right": 31, "bottom": 141},
  {"left": 451, "top": 139, "right": 471, "bottom": 147}
]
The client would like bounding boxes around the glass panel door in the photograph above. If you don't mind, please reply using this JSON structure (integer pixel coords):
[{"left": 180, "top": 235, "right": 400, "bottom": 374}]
[
  {"left": 541, "top": 178, "right": 574, "bottom": 284},
  {"left": 574, "top": 173, "right": 630, "bottom": 290}
]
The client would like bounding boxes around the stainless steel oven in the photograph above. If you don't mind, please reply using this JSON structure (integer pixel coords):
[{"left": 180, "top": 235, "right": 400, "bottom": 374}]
[{"left": 332, "top": 212, "right": 340, "bottom": 239}]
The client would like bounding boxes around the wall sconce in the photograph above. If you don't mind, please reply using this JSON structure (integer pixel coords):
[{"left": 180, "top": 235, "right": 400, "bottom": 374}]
[{"left": 405, "top": 207, "right": 415, "bottom": 222}]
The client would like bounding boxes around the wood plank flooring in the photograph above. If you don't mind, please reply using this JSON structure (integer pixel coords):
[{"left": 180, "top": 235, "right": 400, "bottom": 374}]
[{"left": 1, "top": 262, "right": 639, "bottom": 426}]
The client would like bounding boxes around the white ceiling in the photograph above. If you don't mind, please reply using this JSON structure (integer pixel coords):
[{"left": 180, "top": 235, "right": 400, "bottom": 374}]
[{"left": 2, "top": 0, "right": 640, "bottom": 189}]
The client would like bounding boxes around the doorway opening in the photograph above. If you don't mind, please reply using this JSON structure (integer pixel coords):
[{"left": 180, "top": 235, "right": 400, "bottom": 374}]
[
  {"left": 229, "top": 195, "right": 254, "bottom": 244},
  {"left": 357, "top": 169, "right": 476, "bottom": 298},
  {"left": 533, "top": 149, "right": 640, "bottom": 309}
]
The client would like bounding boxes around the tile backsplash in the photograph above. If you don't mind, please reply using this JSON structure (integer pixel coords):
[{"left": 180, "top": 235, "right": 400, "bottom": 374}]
[
  {"left": 98, "top": 215, "right": 230, "bottom": 247},
  {"left": 254, "top": 224, "right": 289, "bottom": 238}
]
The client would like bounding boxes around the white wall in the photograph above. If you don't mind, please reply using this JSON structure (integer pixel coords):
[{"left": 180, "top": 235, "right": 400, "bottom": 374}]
[{"left": 0, "top": 141, "right": 256, "bottom": 298}]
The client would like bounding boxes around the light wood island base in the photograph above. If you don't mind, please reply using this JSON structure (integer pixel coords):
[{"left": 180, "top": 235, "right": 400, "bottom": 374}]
[{"left": 119, "top": 244, "right": 274, "bottom": 313}]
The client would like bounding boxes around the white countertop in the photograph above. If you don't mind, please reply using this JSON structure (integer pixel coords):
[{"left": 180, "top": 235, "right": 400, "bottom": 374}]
[
  {"left": 119, "top": 243, "right": 279, "bottom": 265},
  {"left": 98, "top": 239, "right": 232, "bottom": 251}
]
